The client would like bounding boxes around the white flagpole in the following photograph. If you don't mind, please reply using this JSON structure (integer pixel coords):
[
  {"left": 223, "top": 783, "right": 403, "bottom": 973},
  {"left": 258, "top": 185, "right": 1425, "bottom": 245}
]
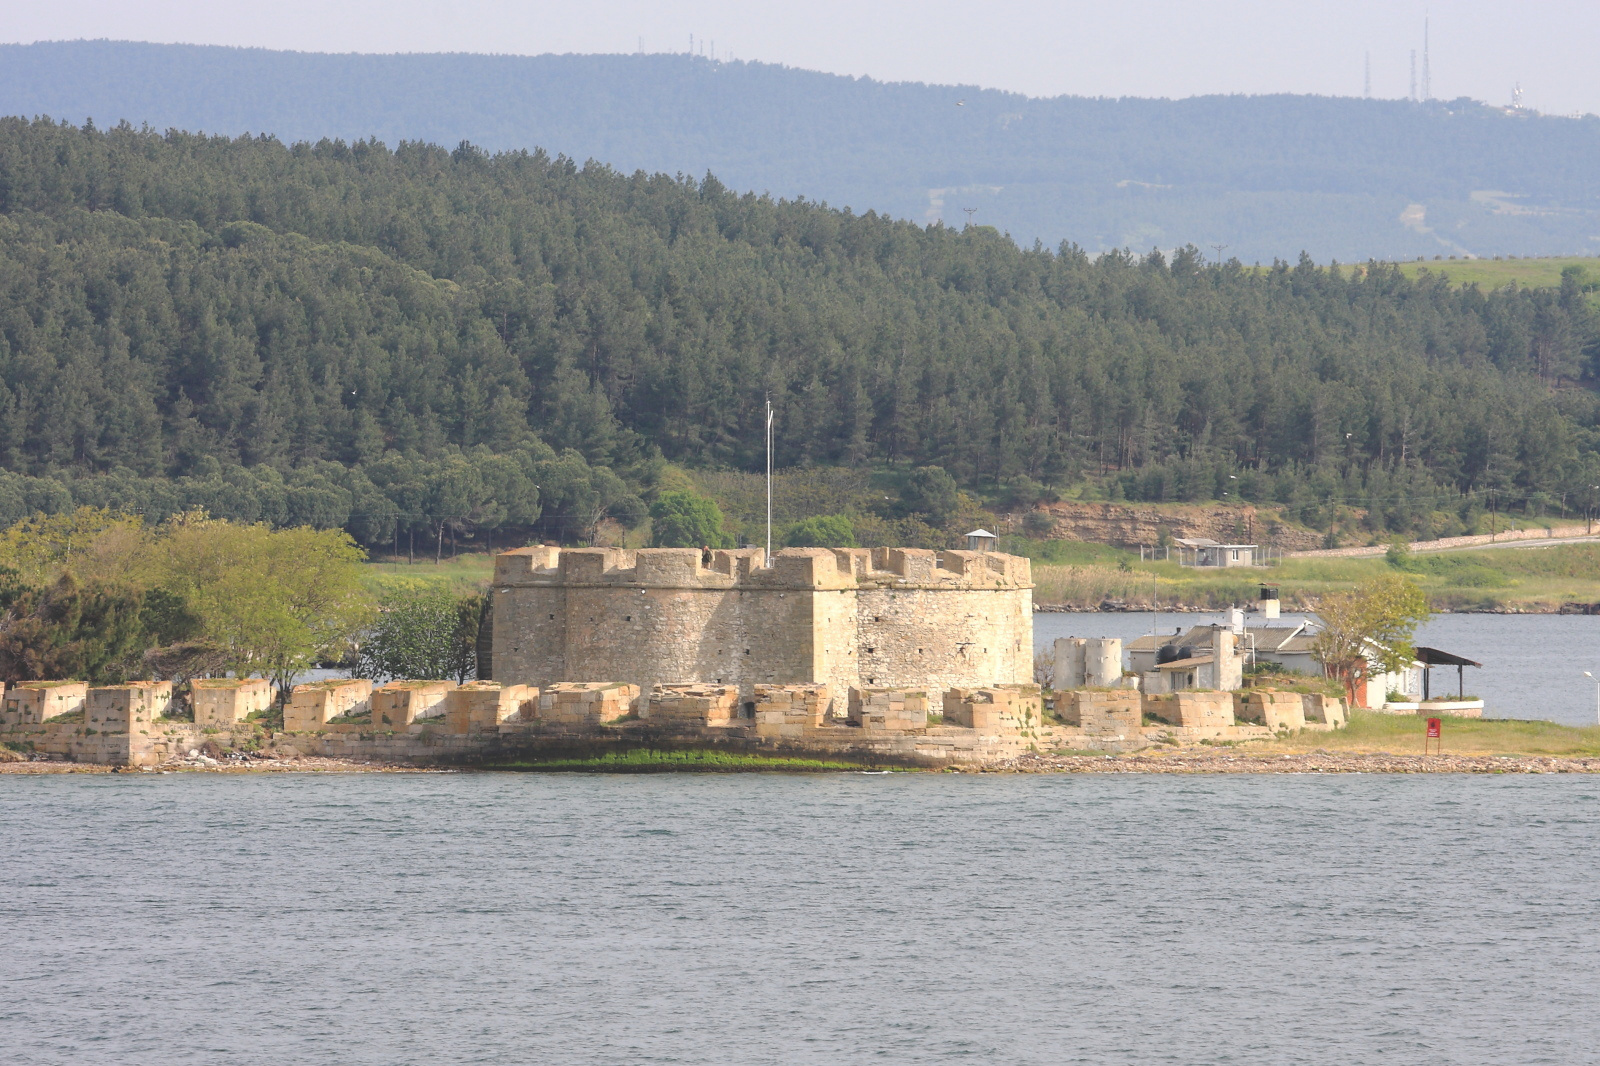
[{"left": 765, "top": 397, "right": 773, "bottom": 565}]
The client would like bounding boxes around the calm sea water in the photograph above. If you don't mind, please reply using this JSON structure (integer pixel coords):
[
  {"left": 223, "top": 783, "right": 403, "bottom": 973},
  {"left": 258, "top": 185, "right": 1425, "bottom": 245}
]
[
  {"left": 4, "top": 773, "right": 1600, "bottom": 1065},
  {"left": 1037, "top": 612, "right": 1600, "bottom": 725}
]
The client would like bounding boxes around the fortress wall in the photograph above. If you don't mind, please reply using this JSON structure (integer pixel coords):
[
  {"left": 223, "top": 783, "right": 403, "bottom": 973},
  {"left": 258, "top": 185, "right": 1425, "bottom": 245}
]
[{"left": 854, "top": 586, "right": 1033, "bottom": 692}]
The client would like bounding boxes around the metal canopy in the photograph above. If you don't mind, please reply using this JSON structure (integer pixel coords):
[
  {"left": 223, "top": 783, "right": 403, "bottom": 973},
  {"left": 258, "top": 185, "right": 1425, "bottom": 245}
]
[
  {"left": 1416, "top": 646, "right": 1481, "bottom": 701},
  {"left": 1415, "top": 646, "right": 1482, "bottom": 668}
]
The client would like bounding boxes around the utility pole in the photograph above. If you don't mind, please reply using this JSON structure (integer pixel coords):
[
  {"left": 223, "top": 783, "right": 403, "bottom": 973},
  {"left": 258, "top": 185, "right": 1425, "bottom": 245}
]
[
  {"left": 961, "top": 207, "right": 978, "bottom": 229},
  {"left": 1210, "top": 243, "right": 1228, "bottom": 265}
]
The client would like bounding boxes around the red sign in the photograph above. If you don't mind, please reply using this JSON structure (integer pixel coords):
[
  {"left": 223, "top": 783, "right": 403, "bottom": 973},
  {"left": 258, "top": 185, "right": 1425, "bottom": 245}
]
[{"left": 1426, "top": 717, "right": 1442, "bottom": 739}]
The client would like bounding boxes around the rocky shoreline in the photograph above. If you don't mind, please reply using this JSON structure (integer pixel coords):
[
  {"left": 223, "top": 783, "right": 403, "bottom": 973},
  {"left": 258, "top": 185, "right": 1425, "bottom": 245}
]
[
  {"left": 1034, "top": 602, "right": 1598, "bottom": 615},
  {"left": 6, "top": 750, "right": 1597, "bottom": 775},
  {"left": 0, "top": 753, "right": 435, "bottom": 774}
]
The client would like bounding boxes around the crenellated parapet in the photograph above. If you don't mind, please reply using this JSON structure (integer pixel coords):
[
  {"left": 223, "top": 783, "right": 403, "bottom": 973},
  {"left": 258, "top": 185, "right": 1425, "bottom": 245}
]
[{"left": 493, "top": 545, "right": 1031, "bottom": 591}]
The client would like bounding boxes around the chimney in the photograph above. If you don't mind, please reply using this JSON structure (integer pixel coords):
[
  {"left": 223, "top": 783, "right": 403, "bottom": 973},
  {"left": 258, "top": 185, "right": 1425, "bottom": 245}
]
[{"left": 1258, "top": 585, "right": 1280, "bottom": 621}]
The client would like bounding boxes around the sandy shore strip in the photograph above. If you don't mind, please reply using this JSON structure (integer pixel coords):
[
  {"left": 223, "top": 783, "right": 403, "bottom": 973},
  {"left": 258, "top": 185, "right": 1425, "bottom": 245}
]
[{"left": 999, "top": 750, "right": 1600, "bottom": 773}]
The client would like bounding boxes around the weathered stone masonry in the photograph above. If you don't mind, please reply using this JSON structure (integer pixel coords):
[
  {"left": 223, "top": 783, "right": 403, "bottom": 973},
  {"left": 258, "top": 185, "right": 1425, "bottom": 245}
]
[{"left": 490, "top": 546, "right": 1035, "bottom": 712}]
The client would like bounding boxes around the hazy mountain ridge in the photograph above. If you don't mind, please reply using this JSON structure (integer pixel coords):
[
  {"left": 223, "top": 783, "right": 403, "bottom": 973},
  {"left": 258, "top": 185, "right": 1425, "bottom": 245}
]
[{"left": 2, "top": 39, "right": 1597, "bottom": 261}]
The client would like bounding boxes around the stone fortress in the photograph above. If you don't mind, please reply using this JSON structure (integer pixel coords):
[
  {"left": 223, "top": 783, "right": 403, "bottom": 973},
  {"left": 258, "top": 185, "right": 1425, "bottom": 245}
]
[
  {"left": 489, "top": 545, "right": 1036, "bottom": 710},
  {"left": 0, "top": 546, "right": 1348, "bottom": 768}
]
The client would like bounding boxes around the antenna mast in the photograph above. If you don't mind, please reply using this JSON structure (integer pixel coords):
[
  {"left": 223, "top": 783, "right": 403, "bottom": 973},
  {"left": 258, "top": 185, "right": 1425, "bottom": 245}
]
[
  {"left": 765, "top": 397, "right": 774, "bottom": 565},
  {"left": 1422, "top": 17, "right": 1431, "bottom": 100}
]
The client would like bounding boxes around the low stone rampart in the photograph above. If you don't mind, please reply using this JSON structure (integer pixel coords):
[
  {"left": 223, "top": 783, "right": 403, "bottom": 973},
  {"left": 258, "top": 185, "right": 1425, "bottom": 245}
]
[{"left": 1, "top": 674, "right": 1347, "bottom": 768}]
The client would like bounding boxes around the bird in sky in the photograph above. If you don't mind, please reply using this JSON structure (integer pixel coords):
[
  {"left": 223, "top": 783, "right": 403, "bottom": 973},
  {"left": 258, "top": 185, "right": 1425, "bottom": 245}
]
[{"left": 956, "top": 99, "right": 965, "bottom": 106}]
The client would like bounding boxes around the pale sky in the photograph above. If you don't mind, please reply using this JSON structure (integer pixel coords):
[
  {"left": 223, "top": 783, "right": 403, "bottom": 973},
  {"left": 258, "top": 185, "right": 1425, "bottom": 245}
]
[{"left": 10, "top": 0, "right": 1599, "bottom": 115}]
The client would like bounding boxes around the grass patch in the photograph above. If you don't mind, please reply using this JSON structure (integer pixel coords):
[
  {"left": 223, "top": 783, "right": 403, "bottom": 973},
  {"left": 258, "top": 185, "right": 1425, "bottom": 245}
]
[
  {"left": 1033, "top": 541, "right": 1600, "bottom": 611},
  {"left": 1266, "top": 710, "right": 1600, "bottom": 756},
  {"left": 365, "top": 552, "right": 496, "bottom": 596},
  {"left": 482, "top": 747, "right": 895, "bottom": 773},
  {"left": 1394, "top": 256, "right": 1600, "bottom": 304}
]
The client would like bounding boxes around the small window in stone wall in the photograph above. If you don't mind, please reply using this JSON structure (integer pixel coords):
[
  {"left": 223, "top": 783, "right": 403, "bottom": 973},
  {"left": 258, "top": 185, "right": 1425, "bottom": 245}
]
[{"left": 866, "top": 647, "right": 875, "bottom": 655}]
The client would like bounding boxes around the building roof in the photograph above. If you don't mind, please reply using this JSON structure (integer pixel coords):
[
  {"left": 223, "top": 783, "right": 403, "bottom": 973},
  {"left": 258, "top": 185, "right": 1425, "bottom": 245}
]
[
  {"left": 1172, "top": 537, "right": 1257, "bottom": 549},
  {"left": 1154, "top": 655, "right": 1214, "bottom": 671},
  {"left": 1126, "top": 622, "right": 1310, "bottom": 654},
  {"left": 965, "top": 528, "right": 997, "bottom": 539},
  {"left": 1416, "top": 646, "right": 1483, "bottom": 668}
]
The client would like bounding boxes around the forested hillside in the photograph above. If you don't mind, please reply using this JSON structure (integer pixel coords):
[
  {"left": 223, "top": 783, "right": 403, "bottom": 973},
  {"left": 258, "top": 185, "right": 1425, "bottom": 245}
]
[
  {"left": 3, "top": 41, "right": 1599, "bottom": 261},
  {"left": 0, "top": 118, "right": 1596, "bottom": 549}
]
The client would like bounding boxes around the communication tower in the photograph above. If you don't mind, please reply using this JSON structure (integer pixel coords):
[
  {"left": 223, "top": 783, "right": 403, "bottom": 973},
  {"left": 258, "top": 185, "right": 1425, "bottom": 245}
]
[{"left": 1422, "top": 17, "right": 1432, "bottom": 100}]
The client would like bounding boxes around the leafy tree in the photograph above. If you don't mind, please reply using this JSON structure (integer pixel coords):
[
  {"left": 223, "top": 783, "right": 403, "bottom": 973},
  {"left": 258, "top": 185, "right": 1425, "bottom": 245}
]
[
  {"left": 900, "top": 467, "right": 961, "bottom": 525},
  {"left": 650, "top": 491, "right": 732, "bottom": 548},
  {"left": 138, "top": 518, "right": 375, "bottom": 694},
  {"left": 0, "top": 575, "right": 157, "bottom": 683},
  {"left": 1021, "top": 511, "right": 1056, "bottom": 537},
  {"left": 357, "top": 590, "right": 483, "bottom": 683},
  {"left": 784, "top": 515, "right": 857, "bottom": 548},
  {"left": 1312, "top": 575, "right": 1433, "bottom": 705}
]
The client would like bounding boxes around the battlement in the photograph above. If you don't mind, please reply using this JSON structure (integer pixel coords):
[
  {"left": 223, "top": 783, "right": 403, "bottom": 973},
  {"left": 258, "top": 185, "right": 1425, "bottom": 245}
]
[{"left": 493, "top": 545, "right": 1031, "bottom": 591}]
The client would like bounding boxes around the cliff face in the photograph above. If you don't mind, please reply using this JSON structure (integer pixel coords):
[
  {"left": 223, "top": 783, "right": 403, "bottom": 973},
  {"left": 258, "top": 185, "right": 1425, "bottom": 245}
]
[{"left": 1021, "top": 503, "right": 1322, "bottom": 551}]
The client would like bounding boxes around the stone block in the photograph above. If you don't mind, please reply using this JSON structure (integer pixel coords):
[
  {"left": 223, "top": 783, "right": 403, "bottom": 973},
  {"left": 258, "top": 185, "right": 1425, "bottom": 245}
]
[
  {"left": 1144, "top": 691, "right": 1235, "bottom": 729},
  {"left": 373, "top": 680, "right": 457, "bottom": 729},
  {"left": 286, "top": 679, "right": 373, "bottom": 732},
  {"left": 1301, "top": 693, "right": 1348, "bottom": 728},
  {"left": 443, "top": 682, "right": 536, "bottom": 734},
  {"left": 849, "top": 687, "right": 931, "bottom": 732},
  {"left": 752, "top": 683, "right": 831, "bottom": 737},
  {"left": 1059, "top": 690, "right": 1142, "bottom": 737},
  {"left": 87, "top": 682, "right": 173, "bottom": 733},
  {"left": 646, "top": 683, "right": 740, "bottom": 726},
  {"left": 536, "top": 682, "right": 639, "bottom": 727},
  {"left": 2, "top": 681, "right": 86, "bottom": 728},
  {"left": 941, "top": 686, "right": 1034, "bottom": 733},
  {"left": 1239, "top": 690, "right": 1306, "bottom": 731},
  {"left": 191, "top": 678, "right": 275, "bottom": 728}
]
